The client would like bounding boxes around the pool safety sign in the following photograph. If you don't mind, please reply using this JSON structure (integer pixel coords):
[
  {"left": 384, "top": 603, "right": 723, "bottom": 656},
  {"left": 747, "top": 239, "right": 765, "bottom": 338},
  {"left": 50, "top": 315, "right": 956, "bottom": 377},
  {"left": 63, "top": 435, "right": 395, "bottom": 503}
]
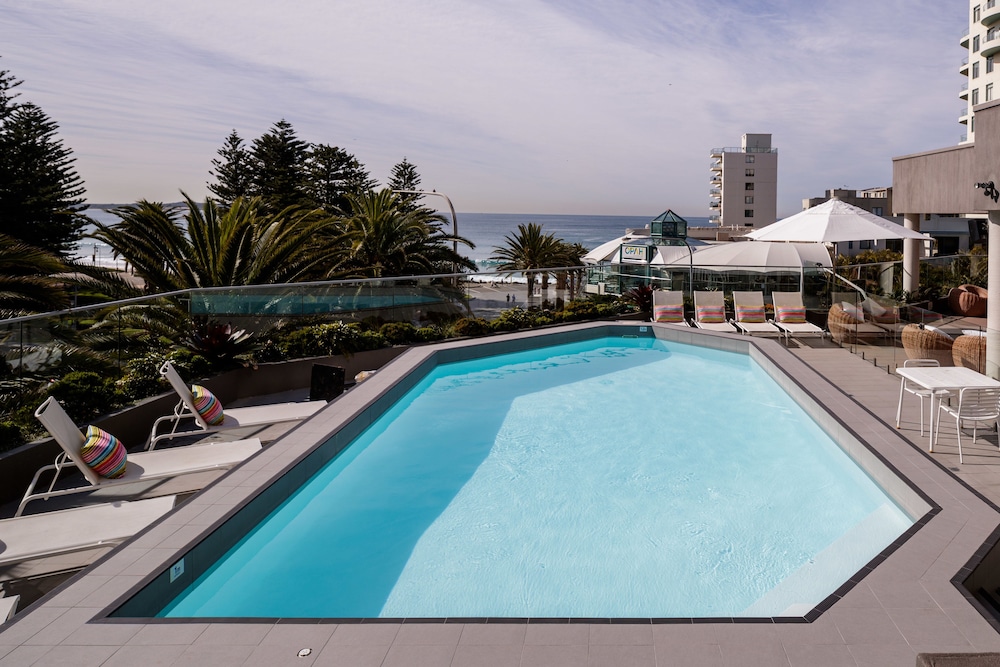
[{"left": 620, "top": 243, "right": 653, "bottom": 263}]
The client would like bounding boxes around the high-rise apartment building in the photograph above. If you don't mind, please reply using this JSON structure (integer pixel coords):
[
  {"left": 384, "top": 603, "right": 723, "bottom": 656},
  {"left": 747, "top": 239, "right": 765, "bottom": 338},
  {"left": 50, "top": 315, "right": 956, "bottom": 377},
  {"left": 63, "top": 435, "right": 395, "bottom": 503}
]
[
  {"left": 708, "top": 134, "right": 777, "bottom": 229},
  {"left": 960, "top": 2, "right": 1000, "bottom": 143}
]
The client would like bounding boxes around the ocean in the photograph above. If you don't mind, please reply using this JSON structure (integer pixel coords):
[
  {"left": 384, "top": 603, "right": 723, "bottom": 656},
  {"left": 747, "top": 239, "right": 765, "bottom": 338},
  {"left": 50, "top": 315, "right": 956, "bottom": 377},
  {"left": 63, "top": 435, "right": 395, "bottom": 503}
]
[{"left": 75, "top": 207, "right": 712, "bottom": 272}]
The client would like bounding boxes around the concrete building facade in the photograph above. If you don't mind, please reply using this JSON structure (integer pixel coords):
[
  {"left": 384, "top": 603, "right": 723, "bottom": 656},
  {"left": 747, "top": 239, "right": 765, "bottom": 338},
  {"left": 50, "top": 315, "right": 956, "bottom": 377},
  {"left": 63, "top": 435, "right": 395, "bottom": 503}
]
[
  {"left": 709, "top": 133, "right": 777, "bottom": 230},
  {"left": 960, "top": 1, "right": 1000, "bottom": 143}
]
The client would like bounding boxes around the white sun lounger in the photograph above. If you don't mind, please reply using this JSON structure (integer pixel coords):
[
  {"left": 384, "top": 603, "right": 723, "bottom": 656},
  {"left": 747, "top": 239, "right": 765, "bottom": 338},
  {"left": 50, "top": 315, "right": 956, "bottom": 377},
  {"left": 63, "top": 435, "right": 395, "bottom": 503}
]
[
  {"left": 731, "top": 291, "right": 783, "bottom": 336},
  {"left": 19, "top": 397, "right": 262, "bottom": 516},
  {"left": 771, "top": 292, "right": 826, "bottom": 340},
  {"left": 0, "top": 496, "right": 175, "bottom": 570},
  {"left": 693, "top": 291, "right": 738, "bottom": 333},
  {"left": 650, "top": 289, "right": 691, "bottom": 327},
  {"left": 149, "top": 361, "right": 326, "bottom": 450}
]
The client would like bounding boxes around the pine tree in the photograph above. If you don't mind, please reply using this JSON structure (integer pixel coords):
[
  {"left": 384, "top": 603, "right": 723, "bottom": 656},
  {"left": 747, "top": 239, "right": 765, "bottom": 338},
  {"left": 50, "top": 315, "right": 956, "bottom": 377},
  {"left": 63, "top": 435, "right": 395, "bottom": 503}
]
[
  {"left": 207, "top": 130, "right": 252, "bottom": 208},
  {"left": 304, "top": 144, "right": 378, "bottom": 214},
  {"left": 249, "top": 119, "right": 310, "bottom": 213},
  {"left": 387, "top": 158, "right": 422, "bottom": 213},
  {"left": 0, "top": 102, "right": 87, "bottom": 257}
]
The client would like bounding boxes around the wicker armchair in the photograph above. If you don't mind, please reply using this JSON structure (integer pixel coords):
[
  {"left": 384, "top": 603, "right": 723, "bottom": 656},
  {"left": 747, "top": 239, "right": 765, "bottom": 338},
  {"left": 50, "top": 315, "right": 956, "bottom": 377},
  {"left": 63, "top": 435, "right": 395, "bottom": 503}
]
[
  {"left": 953, "top": 333, "right": 987, "bottom": 372},
  {"left": 901, "top": 324, "right": 954, "bottom": 366},
  {"left": 828, "top": 302, "right": 884, "bottom": 344},
  {"left": 948, "top": 284, "right": 988, "bottom": 317}
]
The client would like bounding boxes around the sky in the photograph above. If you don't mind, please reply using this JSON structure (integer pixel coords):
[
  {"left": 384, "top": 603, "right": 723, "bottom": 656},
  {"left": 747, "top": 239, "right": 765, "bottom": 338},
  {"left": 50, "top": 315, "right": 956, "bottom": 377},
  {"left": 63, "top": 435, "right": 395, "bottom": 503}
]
[{"left": 1, "top": 0, "right": 967, "bottom": 218}]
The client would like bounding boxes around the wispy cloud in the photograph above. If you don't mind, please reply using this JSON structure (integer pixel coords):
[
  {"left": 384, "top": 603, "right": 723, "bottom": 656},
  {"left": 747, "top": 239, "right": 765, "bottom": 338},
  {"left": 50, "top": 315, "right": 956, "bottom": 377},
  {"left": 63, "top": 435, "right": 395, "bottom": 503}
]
[{"left": 1, "top": 0, "right": 966, "bottom": 216}]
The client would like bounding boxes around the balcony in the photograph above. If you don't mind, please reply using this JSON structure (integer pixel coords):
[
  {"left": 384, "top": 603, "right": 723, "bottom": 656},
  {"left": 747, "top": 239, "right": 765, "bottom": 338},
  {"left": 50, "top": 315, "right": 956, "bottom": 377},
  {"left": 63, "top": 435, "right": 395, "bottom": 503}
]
[
  {"left": 709, "top": 188, "right": 721, "bottom": 196},
  {"left": 961, "top": 83, "right": 970, "bottom": 100},
  {"left": 961, "top": 57, "right": 970, "bottom": 75},
  {"left": 962, "top": 28, "right": 970, "bottom": 47},
  {"left": 709, "top": 201, "right": 720, "bottom": 210},
  {"left": 984, "top": 0, "right": 1000, "bottom": 26},
  {"left": 984, "top": 34, "right": 1000, "bottom": 58},
  {"left": 710, "top": 161, "right": 722, "bottom": 172},
  {"left": 710, "top": 149, "right": 722, "bottom": 159},
  {"left": 960, "top": 107, "right": 970, "bottom": 124}
]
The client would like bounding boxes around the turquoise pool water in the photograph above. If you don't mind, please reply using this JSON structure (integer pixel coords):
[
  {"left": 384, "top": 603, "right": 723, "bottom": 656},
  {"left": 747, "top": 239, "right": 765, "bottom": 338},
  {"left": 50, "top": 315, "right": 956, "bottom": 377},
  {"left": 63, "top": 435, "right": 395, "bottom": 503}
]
[{"left": 159, "top": 336, "right": 913, "bottom": 618}]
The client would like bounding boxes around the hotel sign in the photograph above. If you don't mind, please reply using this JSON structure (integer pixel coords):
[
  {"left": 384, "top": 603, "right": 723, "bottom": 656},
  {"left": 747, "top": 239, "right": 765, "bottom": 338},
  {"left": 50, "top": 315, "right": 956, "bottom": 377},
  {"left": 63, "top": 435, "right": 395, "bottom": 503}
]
[{"left": 620, "top": 244, "right": 653, "bottom": 263}]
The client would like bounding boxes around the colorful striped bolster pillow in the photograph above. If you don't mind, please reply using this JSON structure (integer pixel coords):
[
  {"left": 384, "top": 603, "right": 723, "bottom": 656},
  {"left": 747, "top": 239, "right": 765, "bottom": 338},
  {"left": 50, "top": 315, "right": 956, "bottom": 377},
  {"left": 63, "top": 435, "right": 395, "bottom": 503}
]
[
  {"left": 696, "top": 305, "right": 726, "bottom": 324},
  {"left": 191, "top": 384, "right": 225, "bottom": 425},
  {"left": 81, "top": 425, "right": 127, "bottom": 479},
  {"left": 735, "top": 305, "right": 766, "bottom": 323},
  {"left": 776, "top": 306, "right": 807, "bottom": 323},
  {"left": 653, "top": 304, "right": 684, "bottom": 323}
]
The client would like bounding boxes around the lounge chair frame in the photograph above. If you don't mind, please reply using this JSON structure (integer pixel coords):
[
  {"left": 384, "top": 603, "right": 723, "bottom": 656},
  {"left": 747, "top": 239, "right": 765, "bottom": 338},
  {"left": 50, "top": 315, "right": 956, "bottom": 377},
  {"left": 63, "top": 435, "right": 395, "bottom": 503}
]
[
  {"left": 731, "top": 291, "right": 783, "bottom": 337},
  {"left": 148, "top": 361, "right": 325, "bottom": 450},
  {"left": 770, "top": 292, "right": 826, "bottom": 341},
  {"left": 650, "top": 289, "right": 691, "bottom": 327},
  {"left": 692, "top": 291, "right": 738, "bottom": 333},
  {"left": 20, "top": 397, "right": 262, "bottom": 517}
]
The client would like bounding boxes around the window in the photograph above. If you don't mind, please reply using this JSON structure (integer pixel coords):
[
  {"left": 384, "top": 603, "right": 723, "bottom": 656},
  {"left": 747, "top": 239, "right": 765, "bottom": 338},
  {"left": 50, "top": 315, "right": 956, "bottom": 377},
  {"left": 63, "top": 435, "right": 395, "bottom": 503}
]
[
  {"left": 973, "top": 88, "right": 980, "bottom": 105},
  {"left": 744, "top": 209, "right": 754, "bottom": 218},
  {"left": 860, "top": 240, "right": 872, "bottom": 250},
  {"left": 974, "top": 61, "right": 980, "bottom": 79},
  {"left": 745, "top": 196, "right": 754, "bottom": 204},
  {"left": 975, "top": 35, "right": 981, "bottom": 52},
  {"left": 745, "top": 182, "right": 754, "bottom": 190},
  {"left": 872, "top": 206, "right": 883, "bottom": 216},
  {"left": 988, "top": 83, "right": 994, "bottom": 101},
  {"left": 975, "top": 5, "right": 982, "bottom": 22},
  {"left": 848, "top": 241, "right": 854, "bottom": 250},
  {"left": 989, "top": 56, "right": 995, "bottom": 73},
  {"left": 745, "top": 168, "right": 755, "bottom": 177},
  {"left": 746, "top": 154, "right": 755, "bottom": 163}
]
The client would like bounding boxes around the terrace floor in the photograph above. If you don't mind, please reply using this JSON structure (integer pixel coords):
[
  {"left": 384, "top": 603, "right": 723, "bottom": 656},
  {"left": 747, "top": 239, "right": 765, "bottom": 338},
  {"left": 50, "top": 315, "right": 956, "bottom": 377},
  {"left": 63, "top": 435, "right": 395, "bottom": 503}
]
[{"left": 2, "top": 324, "right": 1000, "bottom": 666}]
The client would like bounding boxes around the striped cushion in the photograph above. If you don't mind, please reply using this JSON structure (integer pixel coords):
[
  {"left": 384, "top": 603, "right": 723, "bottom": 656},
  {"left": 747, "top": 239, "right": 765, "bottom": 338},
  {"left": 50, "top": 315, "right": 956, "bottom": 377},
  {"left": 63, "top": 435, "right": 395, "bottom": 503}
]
[
  {"left": 191, "top": 385, "right": 225, "bottom": 425},
  {"left": 735, "top": 305, "right": 766, "bottom": 323},
  {"left": 81, "top": 426, "right": 127, "bottom": 479},
  {"left": 653, "top": 304, "right": 684, "bottom": 323},
  {"left": 696, "top": 305, "right": 726, "bottom": 324},
  {"left": 776, "top": 306, "right": 807, "bottom": 323}
]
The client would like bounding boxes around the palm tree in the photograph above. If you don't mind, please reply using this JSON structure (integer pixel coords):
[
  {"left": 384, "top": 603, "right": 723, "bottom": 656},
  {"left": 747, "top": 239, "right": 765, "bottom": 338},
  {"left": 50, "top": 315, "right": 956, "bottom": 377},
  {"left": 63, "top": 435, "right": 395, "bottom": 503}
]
[
  {"left": 92, "top": 194, "right": 339, "bottom": 292},
  {"left": 490, "top": 223, "right": 566, "bottom": 298},
  {"left": 338, "top": 189, "right": 475, "bottom": 278},
  {"left": 0, "top": 234, "right": 68, "bottom": 317}
]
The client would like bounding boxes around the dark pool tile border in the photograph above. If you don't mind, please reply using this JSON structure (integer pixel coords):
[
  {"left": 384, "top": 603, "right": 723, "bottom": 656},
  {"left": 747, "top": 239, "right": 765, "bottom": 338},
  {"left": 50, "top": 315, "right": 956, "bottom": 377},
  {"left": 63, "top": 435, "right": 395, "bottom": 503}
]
[{"left": 35, "top": 322, "right": 944, "bottom": 632}]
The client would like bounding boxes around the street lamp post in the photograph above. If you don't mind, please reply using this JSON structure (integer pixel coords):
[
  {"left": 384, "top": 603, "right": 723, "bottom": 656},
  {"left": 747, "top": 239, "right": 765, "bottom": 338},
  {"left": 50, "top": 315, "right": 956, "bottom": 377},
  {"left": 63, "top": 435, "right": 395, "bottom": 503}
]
[{"left": 392, "top": 189, "right": 459, "bottom": 277}]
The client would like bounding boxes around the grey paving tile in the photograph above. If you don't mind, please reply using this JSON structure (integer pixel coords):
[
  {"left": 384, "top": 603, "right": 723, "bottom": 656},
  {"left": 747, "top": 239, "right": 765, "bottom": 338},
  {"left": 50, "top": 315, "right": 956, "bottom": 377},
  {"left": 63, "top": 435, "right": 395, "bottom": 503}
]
[
  {"left": 783, "top": 643, "right": 857, "bottom": 667},
  {"left": 23, "top": 607, "right": 96, "bottom": 646},
  {"left": 62, "top": 622, "right": 141, "bottom": 646},
  {"left": 718, "top": 641, "right": 790, "bottom": 667},
  {"left": 457, "top": 623, "right": 525, "bottom": 645},
  {"left": 193, "top": 622, "right": 269, "bottom": 645},
  {"left": 244, "top": 643, "right": 318, "bottom": 666},
  {"left": 393, "top": 623, "right": 463, "bottom": 645},
  {"left": 887, "top": 608, "right": 971, "bottom": 647},
  {"left": 449, "top": 643, "right": 521, "bottom": 667},
  {"left": 651, "top": 623, "right": 718, "bottom": 646},
  {"left": 773, "top": 619, "right": 845, "bottom": 645},
  {"left": 172, "top": 643, "right": 254, "bottom": 666},
  {"left": 523, "top": 623, "right": 590, "bottom": 645},
  {"left": 127, "top": 623, "right": 208, "bottom": 645},
  {"left": 31, "top": 644, "right": 117, "bottom": 666},
  {"left": 328, "top": 623, "right": 399, "bottom": 645},
  {"left": 828, "top": 607, "right": 908, "bottom": 645},
  {"left": 260, "top": 623, "right": 336, "bottom": 648},
  {"left": 589, "top": 623, "right": 652, "bottom": 645},
  {"left": 588, "top": 643, "right": 655, "bottom": 666},
  {"left": 0, "top": 645, "right": 51, "bottom": 666},
  {"left": 312, "top": 642, "right": 389, "bottom": 667},
  {"left": 520, "top": 643, "right": 589, "bottom": 667},
  {"left": 654, "top": 641, "right": 724, "bottom": 667},
  {"left": 103, "top": 644, "right": 187, "bottom": 666},
  {"left": 381, "top": 642, "right": 456, "bottom": 667}
]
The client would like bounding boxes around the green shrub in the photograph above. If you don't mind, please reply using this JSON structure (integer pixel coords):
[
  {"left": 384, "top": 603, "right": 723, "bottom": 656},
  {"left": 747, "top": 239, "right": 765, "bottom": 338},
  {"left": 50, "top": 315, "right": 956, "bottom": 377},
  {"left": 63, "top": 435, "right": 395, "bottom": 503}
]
[
  {"left": 0, "top": 420, "right": 24, "bottom": 452},
  {"left": 379, "top": 322, "right": 418, "bottom": 345},
  {"left": 280, "top": 321, "right": 388, "bottom": 359},
  {"left": 415, "top": 326, "right": 446, "bottom": 342},
  {"left": 491, "top": 306, "right": 537, "bottom": 331},
  {"left": 450, "top": 317, "right": 492, "bottom": 337},
  {"left": 46, "top": 371, "right": 123, "bottom": 423}
]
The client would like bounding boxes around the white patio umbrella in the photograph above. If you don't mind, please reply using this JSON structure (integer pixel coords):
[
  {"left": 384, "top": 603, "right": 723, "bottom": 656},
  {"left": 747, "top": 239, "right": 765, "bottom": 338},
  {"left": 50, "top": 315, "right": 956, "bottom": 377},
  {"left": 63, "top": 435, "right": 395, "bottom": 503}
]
[
  {"left": 744, "top": 198, "right": 929, "bottom": 243},
  {"left": 665, "top": 241, "right": 832, "bottom": 270}
]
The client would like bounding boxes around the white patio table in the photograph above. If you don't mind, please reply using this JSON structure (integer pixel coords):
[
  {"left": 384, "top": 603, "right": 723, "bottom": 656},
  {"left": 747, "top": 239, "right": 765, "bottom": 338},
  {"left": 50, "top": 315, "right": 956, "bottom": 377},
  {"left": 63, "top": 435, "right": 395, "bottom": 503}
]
[{"left": 896, "top": 365, "right": 1000, "bottom": 450}]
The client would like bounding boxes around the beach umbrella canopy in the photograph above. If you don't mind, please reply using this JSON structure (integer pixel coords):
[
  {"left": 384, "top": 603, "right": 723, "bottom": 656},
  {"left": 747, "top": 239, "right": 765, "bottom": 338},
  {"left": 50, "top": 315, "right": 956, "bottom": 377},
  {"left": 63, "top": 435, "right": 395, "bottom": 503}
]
[
  {"left": 744, "top": 198, "right": 929, "bottom": 243},
  {"left": 661, "top": 241, "right": 832, "bottom": 271}
]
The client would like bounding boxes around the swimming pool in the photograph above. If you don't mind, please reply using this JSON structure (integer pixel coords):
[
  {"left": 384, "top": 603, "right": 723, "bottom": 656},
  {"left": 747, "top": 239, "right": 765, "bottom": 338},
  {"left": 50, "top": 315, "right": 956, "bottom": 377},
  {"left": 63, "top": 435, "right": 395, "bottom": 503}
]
[{"left": 140, "top": 332, "right": 918, "bottom": 620}]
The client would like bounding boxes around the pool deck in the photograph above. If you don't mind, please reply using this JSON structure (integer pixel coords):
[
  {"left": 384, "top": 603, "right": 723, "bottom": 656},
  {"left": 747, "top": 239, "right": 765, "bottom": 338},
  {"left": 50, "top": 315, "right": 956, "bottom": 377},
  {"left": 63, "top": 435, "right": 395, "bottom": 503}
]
[{"left": 3, "top": 323, "right": 1000, "bottom": 666}]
